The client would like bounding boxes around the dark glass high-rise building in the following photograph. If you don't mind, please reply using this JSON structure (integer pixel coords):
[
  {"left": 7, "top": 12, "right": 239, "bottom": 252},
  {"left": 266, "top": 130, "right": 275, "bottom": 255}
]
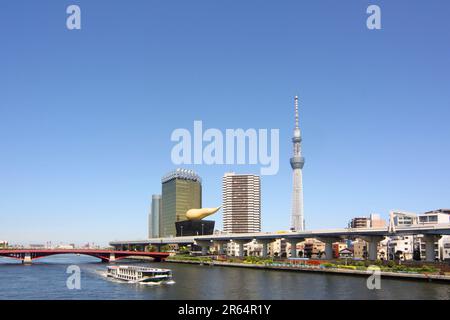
[{"left": 160, "top": 169, "right": 202, "bottom": 237}]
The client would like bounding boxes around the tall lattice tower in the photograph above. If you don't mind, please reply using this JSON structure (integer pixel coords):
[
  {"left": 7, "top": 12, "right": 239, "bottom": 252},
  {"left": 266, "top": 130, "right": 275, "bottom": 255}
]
[{"left": 290, "top": 96, "right": 305, "bottom": 231}]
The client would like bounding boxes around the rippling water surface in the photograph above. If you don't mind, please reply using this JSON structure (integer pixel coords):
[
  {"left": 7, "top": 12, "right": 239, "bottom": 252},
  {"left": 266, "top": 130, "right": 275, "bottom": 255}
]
[{"left": 0, "top": 255, "right": 448, "bottom": 300}]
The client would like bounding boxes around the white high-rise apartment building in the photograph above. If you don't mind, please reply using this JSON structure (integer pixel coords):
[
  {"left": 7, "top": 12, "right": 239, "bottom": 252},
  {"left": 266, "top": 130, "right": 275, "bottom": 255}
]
[{"left": 222, "top": 173, "right": 261, "bottom": 233}]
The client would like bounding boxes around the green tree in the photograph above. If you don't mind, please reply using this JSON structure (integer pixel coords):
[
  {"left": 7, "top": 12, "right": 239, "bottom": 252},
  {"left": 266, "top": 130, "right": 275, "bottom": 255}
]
[{"left": 160, "top": 245, "right": 171, "bottom": 252}]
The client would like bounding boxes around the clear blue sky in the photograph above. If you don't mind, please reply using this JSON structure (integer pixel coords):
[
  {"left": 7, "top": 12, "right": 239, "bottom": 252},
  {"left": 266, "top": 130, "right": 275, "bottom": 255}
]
[{"left": 1, "top": 1, "right": 449, "bottom": 246}]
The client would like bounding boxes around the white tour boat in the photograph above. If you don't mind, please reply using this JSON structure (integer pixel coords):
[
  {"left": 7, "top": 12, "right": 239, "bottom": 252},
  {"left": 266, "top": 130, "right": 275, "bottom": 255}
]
[{"left": 106, "top": 265, "right": 173, "bottom": 284}]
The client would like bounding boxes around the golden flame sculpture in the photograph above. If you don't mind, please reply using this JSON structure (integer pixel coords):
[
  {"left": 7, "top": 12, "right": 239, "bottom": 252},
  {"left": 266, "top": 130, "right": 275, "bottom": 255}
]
[{"left": 186, "top": 207, "right": 221, "bottom": 220}]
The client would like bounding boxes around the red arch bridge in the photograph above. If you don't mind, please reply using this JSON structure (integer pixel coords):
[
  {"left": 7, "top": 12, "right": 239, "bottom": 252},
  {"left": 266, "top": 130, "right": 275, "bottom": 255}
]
[{"left": 0, "top": 249, "right": 169, "bottom": 264}]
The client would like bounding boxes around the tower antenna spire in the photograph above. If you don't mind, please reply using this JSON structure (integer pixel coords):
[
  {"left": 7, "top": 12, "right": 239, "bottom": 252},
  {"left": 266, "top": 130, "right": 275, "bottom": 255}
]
[{"left": 294, "top": 95, "right": 299, "bottom": 128}]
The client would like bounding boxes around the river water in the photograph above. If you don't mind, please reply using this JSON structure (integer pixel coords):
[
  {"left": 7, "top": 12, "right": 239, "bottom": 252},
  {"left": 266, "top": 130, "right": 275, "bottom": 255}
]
[{"left": 0, "top": 255, "right": 448, "bottom": 300}]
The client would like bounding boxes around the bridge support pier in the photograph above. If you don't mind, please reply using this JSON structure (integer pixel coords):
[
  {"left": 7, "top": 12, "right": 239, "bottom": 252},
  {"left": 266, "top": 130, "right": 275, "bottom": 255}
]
[
  {"left": 213, "top": 240, "right": 228, "bottom": 256},
  {"left": 237, "top": 242, "right": 244, "bottom": 258},
  {"left": 233, "top": 240, "right": 249, "bottom": 258},
  {"left": 286, "top": 238, "right": 304, "bottom": 258},
  {"left": 362, "top": 236, "right": 384, "bottom": 261},
  {"left": 218, "top": 243, "right": 226, "bottom": 255},
  {"left": 317, "top": 237, "right": 341, "bottom": 260},
  {"left": 196, "top": 240, "right": 211, "bottom": 256},
  {"left": 109, "top": 253, "right": 116, "bottom": 263},
  {"left": 262, "top": 242, "right": 269, "bottom": 258},
  {"left": 325, "top": 242, "right": 333, "bottom": 260},
  {"left": 23, "top": 253, "right": 32, "bottom": 265},
  {"left": 257, "top": 239, "right": 274, "bottom": 258},
  {"left": 423, "top": 235, "right": 441, "bottom": 262}
]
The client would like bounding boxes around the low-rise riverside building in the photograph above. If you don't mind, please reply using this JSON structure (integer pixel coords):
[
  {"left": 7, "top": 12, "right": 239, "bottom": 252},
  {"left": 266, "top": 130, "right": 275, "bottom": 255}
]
[
  {"left": 226, "top": 240, "right": 264, "bottom": 257},
  {"left": 302, "top": 239, "right": 325, "bottom": 258},
  {"left": 333, "top": 242, "right": 348, "bottom": 258},
  {"left": 392, "top": 210, "right": 418, "bottom": 226},
  {"left": 417, "top": 209, "right": 450, "bottom": 261},
  {"left": 348, "top": 214, "right": 386, "bottom": 229},
  {"left": 440, "top": 236, "right": 450, "bottom": 261},
  {"left": 268, "top": 239, "right": 287, "bottom": 257},
  {"left": 386, "top": 235, "right": 415, "bottom": 261},
  {"left": 352, "top": 240, "right": 367, "bottom": 259}
]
